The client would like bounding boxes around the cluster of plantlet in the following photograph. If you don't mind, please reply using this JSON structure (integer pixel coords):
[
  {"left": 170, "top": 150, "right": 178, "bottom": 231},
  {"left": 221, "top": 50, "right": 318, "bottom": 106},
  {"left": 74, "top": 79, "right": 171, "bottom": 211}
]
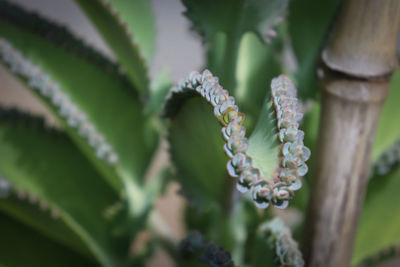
[
  {"left": 0, "top": 0, "right": 399, "bottom": 267},
  {"left": 165, "top": 70, "right": 310, "bottom": 210}
]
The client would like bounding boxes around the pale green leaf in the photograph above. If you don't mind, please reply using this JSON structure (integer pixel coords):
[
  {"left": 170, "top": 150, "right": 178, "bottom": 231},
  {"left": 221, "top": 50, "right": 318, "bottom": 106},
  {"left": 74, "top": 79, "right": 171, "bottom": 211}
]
[
  {"left": 75, "top": 0, "right": 150, "bottom": 95},
  {"left": 106, "top": 0, "right": 156, "bottom": 64},
  {"left": 372, "top": 70, "right": 400, "bottom": 161},
  {"left": 353, "top": 168, "right": 400, "bottom": 265}
]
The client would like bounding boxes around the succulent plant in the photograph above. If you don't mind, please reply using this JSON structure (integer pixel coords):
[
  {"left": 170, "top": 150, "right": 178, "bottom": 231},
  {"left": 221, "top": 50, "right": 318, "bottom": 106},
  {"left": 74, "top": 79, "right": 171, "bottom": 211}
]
[{"left": 0, "top": 0, "right": 400, "bottom": 267}]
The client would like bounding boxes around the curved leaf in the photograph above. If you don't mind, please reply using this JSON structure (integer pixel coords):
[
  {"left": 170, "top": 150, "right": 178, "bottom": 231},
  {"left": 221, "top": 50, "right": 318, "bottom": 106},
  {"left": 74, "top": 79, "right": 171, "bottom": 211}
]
[
  {"left": 75, "top": 0, "right": 150, "bottom": 95},
  {"left": 168, "top": 97, "right": 229, "bottom": 207},
  {"left": 0, "top": 193, "right": 91, "bottom": 258},
  {"left": 0, "top": 5, "right": 159, "bottom": 190},
  {"left": 165, "top": 71, "right": 310, "bottom": 209},
  {"left": 0, "top": 212, "right": 96, "bottom": 267},
  {"left": 0, "top": 108, "right": 121, "bottom": 266}
]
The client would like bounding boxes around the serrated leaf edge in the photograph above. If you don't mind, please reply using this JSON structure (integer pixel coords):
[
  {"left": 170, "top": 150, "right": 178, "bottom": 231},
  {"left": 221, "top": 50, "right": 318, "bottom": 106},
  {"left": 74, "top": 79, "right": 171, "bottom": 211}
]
[
  {"left": 0, "top": 0, "right": 136, "bottom": 94},
  {"left": 0, "top": 108, "right": 118, "bottom": 266},
  {"left": 98, "top": 0, "right": 150, "bottom": 92},
  {"left": 372, "top": 137, "right": 400, "bottom": 177},
  {"left": 0, "top": 38, "right": 119, "bottom": 165},
  {"left": 357, "top": 244, "right": 400, "bottom": 267},
  {"left": 259, "top": 218, "right": 304, "bottom": 267},
  {"left": 164, "top": 70, "right": 310, "bottom": 209}
]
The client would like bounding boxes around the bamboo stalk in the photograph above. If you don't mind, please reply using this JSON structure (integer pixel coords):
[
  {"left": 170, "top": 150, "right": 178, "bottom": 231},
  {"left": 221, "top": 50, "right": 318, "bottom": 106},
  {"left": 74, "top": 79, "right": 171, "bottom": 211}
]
[{"left": 303, "top": 0, "right": 400, "bottom": 266}]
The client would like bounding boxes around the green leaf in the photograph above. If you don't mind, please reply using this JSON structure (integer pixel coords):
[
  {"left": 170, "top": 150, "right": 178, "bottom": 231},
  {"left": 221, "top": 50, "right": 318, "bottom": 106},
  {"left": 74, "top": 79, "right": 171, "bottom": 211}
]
[
  {"left": 246, "top": 75, "right": 310, "bottom": 209},
  {"left": 183, "top": 0, "right": 288, "bottom": 44},
  {"left": 288, "top": 0, "right": 342, "bottom": 99},
  {"left": 0, "top": 193, "right": 91, "bottom": 258},
  {"left": 355, "top": 244, "right": 400, "bottom": 267},
  {"left": 0, "top": 5, "right": 159, "bottom": 190},
  {"left": 168, "top": 97, "right": 230, "bottom": 207},
  {"left": 247, "top": 101, "right": 280, "bottom": 183},
  {"left": 352, "top": 168, "right": 400, "bottom": 265},
  {"left": 372, "top": 70, "right": 400, "bottom": 161},
  {"left": 104, "top": 0, "right": 156, "bottom": 64},
  {"left": 235, "top": 32, "right": 283, "bottom": 128},
  {"left": 75, "top": 0, "right": 150, "bottom": 95},
  {"left": 147, "top": 67, "right": 173, "bottom": 115},
  {"left": 0, "top": 109, "right": 121, "bottom": 266},
  {"left": 165, "top": 71, "right": 310, "bottom": 210},
  {"left": 182, "top": 0, "right": 288, "bottom": 91},
  {"left": 0, "top": 212, "right": 96, "bottom": 267}
]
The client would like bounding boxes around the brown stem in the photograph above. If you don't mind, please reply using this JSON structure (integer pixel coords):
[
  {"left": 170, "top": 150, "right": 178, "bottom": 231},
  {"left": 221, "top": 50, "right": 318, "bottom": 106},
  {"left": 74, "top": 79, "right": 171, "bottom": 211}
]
[
  {"left": 322, "top": 0, "right": 400, "bottom": 78},
  {"left": 304, "top": 69, "right": 389, "bottom": 267},
  {"left": 303, "top": 0, "right": 400, "bottom": 266}
]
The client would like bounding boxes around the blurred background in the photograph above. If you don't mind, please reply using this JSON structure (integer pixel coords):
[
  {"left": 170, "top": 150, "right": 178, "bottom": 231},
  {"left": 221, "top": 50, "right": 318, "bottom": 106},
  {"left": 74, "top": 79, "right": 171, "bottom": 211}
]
[
  {"left": 0, "top": 0, "right": 204, "bottom": 114},
  {"left": 0, "top": 0, "right": 203, "bottom": 265}
]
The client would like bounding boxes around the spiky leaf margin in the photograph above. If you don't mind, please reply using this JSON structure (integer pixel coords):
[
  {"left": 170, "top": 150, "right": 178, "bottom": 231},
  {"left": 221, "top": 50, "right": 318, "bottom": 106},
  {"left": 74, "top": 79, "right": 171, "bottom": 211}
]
[
  {"left": 0, "top": 191, "right": 91, "bottom": 258},
  {"left": 165, "top": 70, "right": 310, "bottom": 209},
  {"left": 100, "top": 0, "right": 156, "bottom": 64},
  {"left": 0, "top": 108, "right": 121, "bottom": 266},
  {"left": 0, "top": 13, "right": 159, "bottom": 191},
  {"left": 182, "top": 0, "right": 288, "bottom": 93},
  {"left": 258, "top": 218, "right": 304, "bottom": 267},
  {"left": 75, "top": 0, "right": 150, "bottom": 96}
]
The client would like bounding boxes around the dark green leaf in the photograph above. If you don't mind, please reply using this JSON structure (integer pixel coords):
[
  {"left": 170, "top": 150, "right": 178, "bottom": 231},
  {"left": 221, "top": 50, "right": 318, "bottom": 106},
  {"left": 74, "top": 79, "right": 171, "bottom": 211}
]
[
  {"left": 0, "top": 212, "right": 96, "bottom": 267},
  {"left": 183, "top": 0, "right": 288, "bottom": 92},
  {"left": 288, "top": 0, "right": 341, "bottom": 99},
  {"left": 0, "top": 109, "right": 121, "bottom": 266},
  {"left": 169, "top": 97, "right": 230, "bottom": 207},
  {"left": 0, "top": 193, "right": 91, "bottom": 258},
  {"left": 0, "top": 9, "right": 159, "bottom": 189}
]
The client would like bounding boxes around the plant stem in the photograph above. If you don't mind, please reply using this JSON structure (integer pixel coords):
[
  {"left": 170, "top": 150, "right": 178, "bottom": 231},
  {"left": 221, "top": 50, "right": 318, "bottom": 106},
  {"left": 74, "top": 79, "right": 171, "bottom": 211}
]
[{"left": 303, "top": 0, "right": 400, "bottom": 266}]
